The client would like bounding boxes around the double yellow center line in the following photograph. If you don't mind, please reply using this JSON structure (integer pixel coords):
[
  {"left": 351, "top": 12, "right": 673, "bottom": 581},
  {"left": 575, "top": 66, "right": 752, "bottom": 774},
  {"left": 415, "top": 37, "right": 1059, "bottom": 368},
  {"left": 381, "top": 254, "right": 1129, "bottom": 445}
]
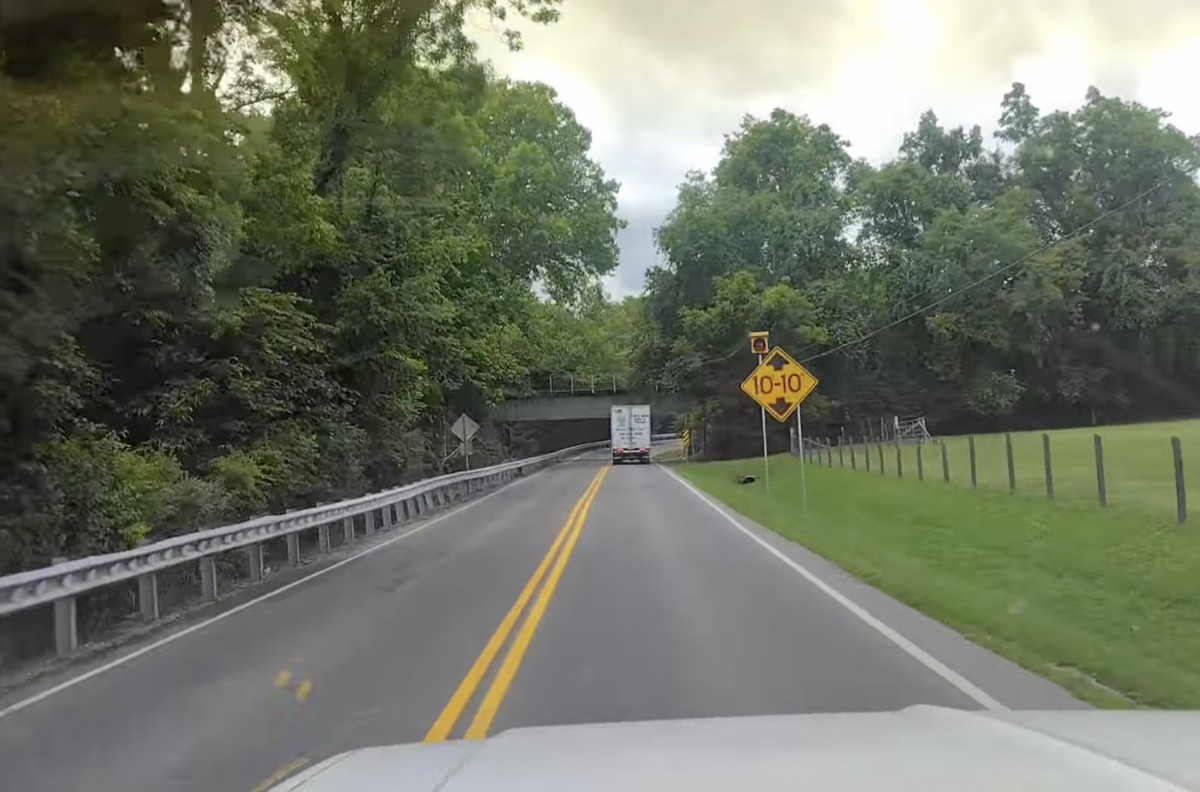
[{"left": 423, "top": 464, "right": 610, "bottom": 742}]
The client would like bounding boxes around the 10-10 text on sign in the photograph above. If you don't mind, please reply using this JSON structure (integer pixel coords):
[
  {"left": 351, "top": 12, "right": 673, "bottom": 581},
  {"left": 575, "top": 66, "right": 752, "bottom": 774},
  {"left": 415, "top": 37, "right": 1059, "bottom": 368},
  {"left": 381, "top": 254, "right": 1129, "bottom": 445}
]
[{"left": 740, "top": 346, "right": 819, "bottom": 422}]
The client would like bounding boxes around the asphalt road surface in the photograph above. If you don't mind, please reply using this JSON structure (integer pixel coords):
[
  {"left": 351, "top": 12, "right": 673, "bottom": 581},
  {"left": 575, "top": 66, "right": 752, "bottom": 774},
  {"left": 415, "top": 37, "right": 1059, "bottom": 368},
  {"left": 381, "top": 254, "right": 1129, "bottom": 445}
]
[{"left": 0, "top": 451, "right": 1081, "bottom": 792}]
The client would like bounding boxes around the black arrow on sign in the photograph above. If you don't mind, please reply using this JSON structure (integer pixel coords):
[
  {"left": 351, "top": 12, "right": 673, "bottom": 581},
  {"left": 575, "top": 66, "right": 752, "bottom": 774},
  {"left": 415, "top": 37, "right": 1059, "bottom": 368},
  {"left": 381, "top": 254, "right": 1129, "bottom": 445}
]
[
  {"left": 770, "top": 397, "right": 792, "bottom": 414},
  {"left": 768, "top": 355, "right": 787, "bottom": 371}
]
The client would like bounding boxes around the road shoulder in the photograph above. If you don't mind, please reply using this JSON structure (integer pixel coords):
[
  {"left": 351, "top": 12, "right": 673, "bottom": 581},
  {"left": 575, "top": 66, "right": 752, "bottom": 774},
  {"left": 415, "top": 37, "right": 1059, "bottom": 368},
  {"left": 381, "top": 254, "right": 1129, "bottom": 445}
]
[{"left": 662, "top": 464, "right": 1086, "bottom": 711}]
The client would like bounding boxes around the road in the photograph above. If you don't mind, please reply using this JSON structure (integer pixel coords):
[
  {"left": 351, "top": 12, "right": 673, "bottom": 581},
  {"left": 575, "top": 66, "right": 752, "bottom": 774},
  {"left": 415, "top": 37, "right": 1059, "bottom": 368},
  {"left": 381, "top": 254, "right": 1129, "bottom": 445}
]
[{"left": 0, "top": 451, "right": 1080, "bottom": 792}]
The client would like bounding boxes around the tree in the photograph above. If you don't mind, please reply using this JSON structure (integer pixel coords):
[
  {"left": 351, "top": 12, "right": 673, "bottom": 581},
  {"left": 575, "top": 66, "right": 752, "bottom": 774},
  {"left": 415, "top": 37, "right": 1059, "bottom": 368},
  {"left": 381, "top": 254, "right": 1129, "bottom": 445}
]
[
  {"left": 0, "top": 0, "right": 624, "bottom": 575},
  {"left": 639, "top": 82, "right": 1200, "bottom": 453}
]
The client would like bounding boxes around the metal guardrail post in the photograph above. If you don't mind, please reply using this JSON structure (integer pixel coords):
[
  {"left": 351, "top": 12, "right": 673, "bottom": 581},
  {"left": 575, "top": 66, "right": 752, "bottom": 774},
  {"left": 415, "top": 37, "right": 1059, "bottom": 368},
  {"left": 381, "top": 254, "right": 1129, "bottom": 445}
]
[
  {"left": 342, "top": 516, "right": 354, "bottom": 544},
  {"left": 318, "top": 523, "right": 332, "bottom": 554},
  {"left": 52, "top": 557, "right": 77, "bottom": 655},
  {"left": 139, "top": 572, "right": 159, "bottom": 620},
  {"left": 200, "top": 557, "right": 218, "bottom": 600},
  {"left": 286, "top": 533, "right": 300, "bottom": 567},
  {"left": 365, "top": 509, "right": 376, "bottom": 537},
  {"left": 247, "top": 544, "right": 264, "bottom": 582},
  {"left": 55, "top": 598, "right": 77, "bottom": 655}
]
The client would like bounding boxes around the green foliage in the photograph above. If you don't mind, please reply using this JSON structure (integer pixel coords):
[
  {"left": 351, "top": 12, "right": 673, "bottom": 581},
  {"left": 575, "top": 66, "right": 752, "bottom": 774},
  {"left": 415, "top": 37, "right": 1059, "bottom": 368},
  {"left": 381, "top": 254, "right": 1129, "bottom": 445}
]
[
  {"left": 0, "top": 0, "right": 620, "bottom": 574},
  {"left": 638, "top": 82, "right": 1200, "bottom": 456},
  {"left": 36, "top": 428, "right": 228, "bottom": 557}
]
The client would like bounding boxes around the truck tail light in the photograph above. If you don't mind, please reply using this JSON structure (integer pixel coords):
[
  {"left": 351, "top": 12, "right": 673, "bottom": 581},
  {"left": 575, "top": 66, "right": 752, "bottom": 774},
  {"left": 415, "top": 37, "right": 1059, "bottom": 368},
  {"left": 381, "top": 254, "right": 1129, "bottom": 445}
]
[{"left": 639, "top": 448, "right": 648, "bottom": 453}]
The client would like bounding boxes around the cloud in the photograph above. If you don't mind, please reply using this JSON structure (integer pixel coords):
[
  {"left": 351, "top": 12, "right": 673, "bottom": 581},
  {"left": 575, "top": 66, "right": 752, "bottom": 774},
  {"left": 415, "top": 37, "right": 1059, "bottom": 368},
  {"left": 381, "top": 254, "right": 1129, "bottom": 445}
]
[{"left": 473, "top": 0, "right": 1200, "bottom": 295}]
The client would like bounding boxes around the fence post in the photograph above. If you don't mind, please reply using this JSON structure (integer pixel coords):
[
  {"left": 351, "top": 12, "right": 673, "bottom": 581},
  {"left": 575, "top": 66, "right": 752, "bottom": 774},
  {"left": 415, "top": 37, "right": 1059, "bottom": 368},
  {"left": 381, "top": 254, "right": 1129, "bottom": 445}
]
[
  {"left": 877, "top": 444, "right": 885, "bottom": 475},
  {"left": 1094, "top": 434, "right": 1107, "bottom": 507},
  {"left": 838, "top": 437, "right": 845, "bottom": 468},
  {"left": 916, "top": 443, "right": 924, "bottom": 481},
  {"left": 850, "top": 441, "right": 857, "bottom": 470},
  {"left": 826, "top": 439, "right": 833, "bottom": 467},
  {"left": 1172, "top": 436, "right": 1186, "bottom": 524},
  {"left": 1005, "top": 433, "right": 1016, "bottom": 493},
  {"left": 941, "top": 442, "right": 950, "bottom": 483},
  {"left": 865, "top": 441, "right": 871, "bottom": 472},
  {"left": 968, "top": 436, "right": 977, "bottom": 488},
  {"left": 895, "top": 439, "right": 903, "bottom": 478},
  {"left": 1042, "top": 434, "right": 1054, "bottom": 500}
]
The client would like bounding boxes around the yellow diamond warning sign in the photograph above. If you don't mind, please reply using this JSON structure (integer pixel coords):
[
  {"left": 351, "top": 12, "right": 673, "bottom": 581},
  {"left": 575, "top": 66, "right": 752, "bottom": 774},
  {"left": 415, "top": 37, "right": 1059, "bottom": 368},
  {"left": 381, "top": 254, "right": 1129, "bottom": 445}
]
[{"left": 740, "top": 346, "right": 819, "bottom": 422}]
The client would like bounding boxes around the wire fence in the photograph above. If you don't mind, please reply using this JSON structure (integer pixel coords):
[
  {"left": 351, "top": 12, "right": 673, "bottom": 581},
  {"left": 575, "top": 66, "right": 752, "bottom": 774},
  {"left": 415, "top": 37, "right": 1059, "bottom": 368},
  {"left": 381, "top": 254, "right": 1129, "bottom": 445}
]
[{"left": 797, "top": 421, "right": 1195, "bottom": 524}]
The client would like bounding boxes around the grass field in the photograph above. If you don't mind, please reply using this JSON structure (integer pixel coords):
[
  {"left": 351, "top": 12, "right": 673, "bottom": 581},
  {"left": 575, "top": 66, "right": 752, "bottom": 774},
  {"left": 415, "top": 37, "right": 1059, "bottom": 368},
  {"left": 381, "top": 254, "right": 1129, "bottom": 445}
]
[
  {"left": 823, "top": 420, "right": 1200, "bottom": 522},
  {"left": 677, "top": 436, "right": 1200, "bottom": 709}
]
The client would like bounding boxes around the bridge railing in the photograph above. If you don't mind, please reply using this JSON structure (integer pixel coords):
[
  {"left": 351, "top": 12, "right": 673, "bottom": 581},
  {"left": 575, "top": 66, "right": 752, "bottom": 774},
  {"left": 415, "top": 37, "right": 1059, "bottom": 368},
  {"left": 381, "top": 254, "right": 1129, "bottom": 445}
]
[
  {"left": 531, "top": 373, "right": 628, "bottom": 397},
  {"left": 510, "top": 374, "right": 682, "bottom": 399},
  {"left": 0, "top": 441, "right": 608, "bottom": 658}
]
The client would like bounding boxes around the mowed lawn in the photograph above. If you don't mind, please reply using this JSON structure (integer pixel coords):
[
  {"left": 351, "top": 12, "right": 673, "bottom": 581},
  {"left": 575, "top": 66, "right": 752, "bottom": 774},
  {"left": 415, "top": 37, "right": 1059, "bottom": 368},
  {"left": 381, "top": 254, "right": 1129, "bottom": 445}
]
[
  {"left": 677, "top": 450, "right": 1200, "bottom": 709},
  {"left": 828, "top": 419, "right": 1200, "bottom": 521}
]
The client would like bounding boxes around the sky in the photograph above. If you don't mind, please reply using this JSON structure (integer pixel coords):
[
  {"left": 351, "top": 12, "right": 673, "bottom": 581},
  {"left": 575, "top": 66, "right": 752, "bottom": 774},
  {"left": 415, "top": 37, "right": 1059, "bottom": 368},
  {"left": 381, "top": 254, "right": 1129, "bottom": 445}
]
[{"left": 471, "top": 0, "right": 1200, "bottom": 299}]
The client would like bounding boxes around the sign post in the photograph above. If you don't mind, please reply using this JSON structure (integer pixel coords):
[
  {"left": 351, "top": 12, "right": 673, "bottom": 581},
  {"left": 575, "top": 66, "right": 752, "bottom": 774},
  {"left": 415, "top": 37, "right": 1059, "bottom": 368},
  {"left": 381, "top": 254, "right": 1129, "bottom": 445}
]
[
  {"left": 796, "top": 405, "right": 808, "bottom": 515},
  {"left": 450, "top": 414, "right": 480, "bottom": 470},
  {"left": 740, "top": 344, "right": 819, "bottom": 508},
  {"left": 748, "top": 332, "right": 772, "bottom": 491}
]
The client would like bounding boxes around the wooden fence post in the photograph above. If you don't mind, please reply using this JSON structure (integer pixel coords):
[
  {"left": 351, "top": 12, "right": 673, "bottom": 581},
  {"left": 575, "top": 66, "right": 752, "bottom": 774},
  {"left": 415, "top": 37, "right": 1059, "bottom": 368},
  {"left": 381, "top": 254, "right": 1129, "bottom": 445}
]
[
  {"left": 1005, "top": 433, "right": 1016, "bottom": 492},
  {"left": 1172, "top": 436, "right": 1186, "bottom": 524},
  {"left": 1042, "top": 433, "right": 1054, "bottom": 500},
  {"left": 1094, "top": 434, "right": 1107, "bottom": 507}
]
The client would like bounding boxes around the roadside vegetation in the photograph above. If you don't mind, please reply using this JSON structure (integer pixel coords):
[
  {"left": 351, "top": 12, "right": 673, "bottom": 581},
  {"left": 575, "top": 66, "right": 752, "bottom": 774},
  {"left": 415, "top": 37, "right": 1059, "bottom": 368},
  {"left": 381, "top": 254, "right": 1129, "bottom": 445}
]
[
  {"left": 0, "top": 0, "right": 634, "bottom": 576},
  {"left": 678, "top": 452, "right": 1200, "bottom": 709}
]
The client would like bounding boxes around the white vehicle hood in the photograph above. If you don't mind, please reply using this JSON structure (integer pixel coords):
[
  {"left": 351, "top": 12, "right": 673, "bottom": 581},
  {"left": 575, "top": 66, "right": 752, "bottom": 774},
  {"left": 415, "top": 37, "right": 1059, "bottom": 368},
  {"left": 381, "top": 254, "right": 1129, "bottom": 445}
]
[{"left": 271, "top": 705, "right": 1200, "bottom": 792}]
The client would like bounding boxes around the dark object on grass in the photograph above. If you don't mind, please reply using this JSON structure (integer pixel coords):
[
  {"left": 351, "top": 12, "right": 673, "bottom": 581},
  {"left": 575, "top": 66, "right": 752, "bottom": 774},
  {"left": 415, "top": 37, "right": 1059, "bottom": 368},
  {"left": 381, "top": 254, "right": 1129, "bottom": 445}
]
[{"left": 737, "top": 475, "right": 757, "bottom": 485}]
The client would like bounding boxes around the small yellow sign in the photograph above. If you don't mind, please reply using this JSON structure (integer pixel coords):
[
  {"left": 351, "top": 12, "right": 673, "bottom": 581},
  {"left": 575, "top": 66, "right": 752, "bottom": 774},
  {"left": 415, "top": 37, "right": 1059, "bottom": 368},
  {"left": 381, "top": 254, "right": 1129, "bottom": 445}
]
[
  {"left": 740, "top": 346, "right": 819, "bottom": 422},
  {"left": 749, "top": 331, "right": 770, "bottom": 355}
]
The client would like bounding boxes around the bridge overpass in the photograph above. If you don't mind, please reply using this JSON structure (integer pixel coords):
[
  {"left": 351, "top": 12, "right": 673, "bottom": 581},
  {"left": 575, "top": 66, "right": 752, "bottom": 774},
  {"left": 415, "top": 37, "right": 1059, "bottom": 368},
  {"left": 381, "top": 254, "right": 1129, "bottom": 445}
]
[{"left": 494, "top": 374, "right": 691, "bottom": 422}]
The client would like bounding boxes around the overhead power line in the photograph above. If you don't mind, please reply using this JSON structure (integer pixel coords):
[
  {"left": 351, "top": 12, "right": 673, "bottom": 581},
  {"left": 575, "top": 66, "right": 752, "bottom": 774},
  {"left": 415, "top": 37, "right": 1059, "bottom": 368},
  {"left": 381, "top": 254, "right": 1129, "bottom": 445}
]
[{"left": 799, "top": 173, "right": 1186, "bottom": 365}]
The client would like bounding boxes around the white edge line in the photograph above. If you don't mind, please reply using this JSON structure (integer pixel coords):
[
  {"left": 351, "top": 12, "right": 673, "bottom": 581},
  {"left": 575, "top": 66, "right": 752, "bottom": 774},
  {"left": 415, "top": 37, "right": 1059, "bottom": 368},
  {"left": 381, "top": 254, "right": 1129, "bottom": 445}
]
[
  {"left": 660, "top": 465, "right": 1007, "bottom": 712},
  {"left": 0, "top": 463, "right": 570, "bottom": 722}
]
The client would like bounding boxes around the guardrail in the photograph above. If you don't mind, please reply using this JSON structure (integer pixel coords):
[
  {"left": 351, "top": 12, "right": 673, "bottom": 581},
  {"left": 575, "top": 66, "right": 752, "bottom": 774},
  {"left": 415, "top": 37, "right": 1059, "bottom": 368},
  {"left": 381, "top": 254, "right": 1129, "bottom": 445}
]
[
  {"left": 0, "top": 441, "right": 608, "bottom": 657},
  {"left": 534, "top": 374, "right": 627, "bottom": 397}
]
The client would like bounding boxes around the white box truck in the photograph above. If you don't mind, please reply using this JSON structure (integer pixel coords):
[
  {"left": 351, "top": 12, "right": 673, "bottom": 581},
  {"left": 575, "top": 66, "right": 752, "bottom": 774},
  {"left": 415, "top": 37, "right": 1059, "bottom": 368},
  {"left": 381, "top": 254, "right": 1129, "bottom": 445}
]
[{"left": 611, "top": 404, "right": 652, "bottom": 464}]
